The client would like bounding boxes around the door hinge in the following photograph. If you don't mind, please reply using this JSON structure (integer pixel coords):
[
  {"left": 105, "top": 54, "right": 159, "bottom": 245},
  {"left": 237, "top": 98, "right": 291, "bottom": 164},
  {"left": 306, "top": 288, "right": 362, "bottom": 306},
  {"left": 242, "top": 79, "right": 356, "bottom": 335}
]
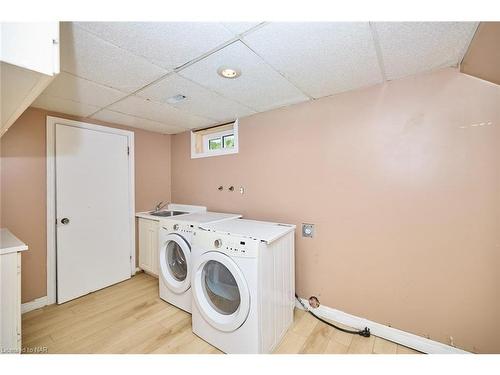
[{"left": 127, "top": 146, "right": 130, "bottom": 155}]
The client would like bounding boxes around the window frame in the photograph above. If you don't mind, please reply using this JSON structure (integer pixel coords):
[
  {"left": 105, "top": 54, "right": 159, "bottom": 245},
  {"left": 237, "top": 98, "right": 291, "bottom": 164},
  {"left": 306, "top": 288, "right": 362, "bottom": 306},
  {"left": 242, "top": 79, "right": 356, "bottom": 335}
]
[
  {"left": 204, "top": 129, "right": 234, "bottom": 152},
  {"left": 191, "top": 119, "right": 239, "bottom": 159}
]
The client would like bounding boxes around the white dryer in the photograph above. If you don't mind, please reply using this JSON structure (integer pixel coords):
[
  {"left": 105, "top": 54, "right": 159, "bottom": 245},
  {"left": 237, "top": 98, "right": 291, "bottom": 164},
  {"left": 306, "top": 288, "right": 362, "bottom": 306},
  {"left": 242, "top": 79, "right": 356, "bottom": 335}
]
[
  {"left": 191, "top": 219, "right": 295, "bottom": 354},
  {"left": 158, "top": 212, "right": 241, "bottom": 313}
]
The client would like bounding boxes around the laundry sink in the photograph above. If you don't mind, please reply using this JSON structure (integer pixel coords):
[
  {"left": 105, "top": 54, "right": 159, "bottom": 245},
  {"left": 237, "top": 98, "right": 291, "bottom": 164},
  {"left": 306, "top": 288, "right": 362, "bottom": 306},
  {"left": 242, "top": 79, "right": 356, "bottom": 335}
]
[{"left": 149, "top": 210, "right": 187, "bottom": 217}]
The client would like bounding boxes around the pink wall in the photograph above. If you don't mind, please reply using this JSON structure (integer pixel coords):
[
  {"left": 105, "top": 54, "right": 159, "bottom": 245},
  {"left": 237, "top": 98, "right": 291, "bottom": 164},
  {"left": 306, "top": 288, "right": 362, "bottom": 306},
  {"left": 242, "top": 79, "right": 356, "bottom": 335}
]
[
  {"left": 0, "top": 107, "right": 172, "bottom": 303},
  {"left": 0, "top": 109, "right": 46, "bottom": 303},
  {"left": 171, "top": 68, "right": 500, "bottom": 353}
]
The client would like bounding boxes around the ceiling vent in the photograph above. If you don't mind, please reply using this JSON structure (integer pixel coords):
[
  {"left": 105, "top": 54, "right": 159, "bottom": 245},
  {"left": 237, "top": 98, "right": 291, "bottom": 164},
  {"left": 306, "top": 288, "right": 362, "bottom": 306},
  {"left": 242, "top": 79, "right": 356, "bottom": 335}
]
[{"left": 166, "top": 94, "right": 187, "bottom": 104}]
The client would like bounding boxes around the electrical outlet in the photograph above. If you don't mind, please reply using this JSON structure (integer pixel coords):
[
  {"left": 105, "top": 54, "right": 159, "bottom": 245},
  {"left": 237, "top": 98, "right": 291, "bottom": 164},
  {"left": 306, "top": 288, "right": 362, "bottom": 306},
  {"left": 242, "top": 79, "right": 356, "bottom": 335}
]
[{"left": 302, "top": 223, "right": 314, "bottom": 238}]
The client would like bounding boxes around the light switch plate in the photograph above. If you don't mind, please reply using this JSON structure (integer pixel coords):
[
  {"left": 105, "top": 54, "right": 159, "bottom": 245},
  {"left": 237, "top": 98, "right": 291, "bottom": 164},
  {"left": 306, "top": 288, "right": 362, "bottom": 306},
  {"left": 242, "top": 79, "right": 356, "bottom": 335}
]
[{"left": 302, "top": 223, "right": 314, "bottom": 238}]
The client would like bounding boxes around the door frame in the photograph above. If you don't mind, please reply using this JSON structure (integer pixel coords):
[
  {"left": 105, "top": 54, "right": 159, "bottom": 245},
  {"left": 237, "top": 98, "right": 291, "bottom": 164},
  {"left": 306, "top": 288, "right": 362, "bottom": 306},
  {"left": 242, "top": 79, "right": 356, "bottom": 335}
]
[{"left": 46, "top": 116, "right": 136, "bottom": 305}]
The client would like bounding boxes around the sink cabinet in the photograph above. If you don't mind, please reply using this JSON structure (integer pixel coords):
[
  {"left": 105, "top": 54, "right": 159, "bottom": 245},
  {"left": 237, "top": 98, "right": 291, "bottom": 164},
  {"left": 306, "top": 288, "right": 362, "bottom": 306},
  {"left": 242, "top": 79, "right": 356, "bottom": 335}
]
[{"left": 138, "top": 218, "right": 159, "bottom": 277}]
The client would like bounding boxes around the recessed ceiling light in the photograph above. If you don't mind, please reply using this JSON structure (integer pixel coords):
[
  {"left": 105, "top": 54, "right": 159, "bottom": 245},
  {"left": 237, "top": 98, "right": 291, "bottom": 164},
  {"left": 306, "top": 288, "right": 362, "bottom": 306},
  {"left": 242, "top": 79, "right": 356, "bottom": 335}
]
[
  {"left": 217, "top": 67, "right": 241, "bottom": 79},
  {"left": 166, "top": 94, "right": 187, "bottom": 104}
]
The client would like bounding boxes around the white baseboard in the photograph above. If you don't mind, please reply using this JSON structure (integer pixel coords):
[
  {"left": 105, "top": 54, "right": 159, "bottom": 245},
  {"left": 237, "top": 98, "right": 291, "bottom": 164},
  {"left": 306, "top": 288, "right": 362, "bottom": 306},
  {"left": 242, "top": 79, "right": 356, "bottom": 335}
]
[
  {"left": 295, "top": 297, "right": 469, "bottom": 354},
  {"left": 22, "top": 296, "right": 49, "bottom": 314}
]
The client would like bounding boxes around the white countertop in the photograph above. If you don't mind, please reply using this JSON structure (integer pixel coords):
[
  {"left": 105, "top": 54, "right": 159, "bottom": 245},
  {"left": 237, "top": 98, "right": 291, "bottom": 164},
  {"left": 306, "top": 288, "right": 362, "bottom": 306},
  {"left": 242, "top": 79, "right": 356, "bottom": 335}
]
[
  {"left": 135, "top": 211, "right": 163, "bottom": 221},
  {"left": 135, "top": 211, "right": 197, "bottom": 221},
  {"left": 136, "top": 203, "right": 207, "bottom": 221},
  {"left": 200, "top": 219, "right": 296, "bottom": 244},
  {"left": 0, "top": 228, "right": 28, "bottom": 255},
  {"left": 161, "top": 211, "right": 242, "bottom": 224}
]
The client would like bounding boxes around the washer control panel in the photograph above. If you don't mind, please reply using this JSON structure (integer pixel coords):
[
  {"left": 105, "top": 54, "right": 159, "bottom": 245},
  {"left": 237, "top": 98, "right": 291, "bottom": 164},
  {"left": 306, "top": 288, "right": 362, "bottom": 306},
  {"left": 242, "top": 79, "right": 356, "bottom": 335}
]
[{"left": 162, "top": 222, "right": 195, "bottom": 236}]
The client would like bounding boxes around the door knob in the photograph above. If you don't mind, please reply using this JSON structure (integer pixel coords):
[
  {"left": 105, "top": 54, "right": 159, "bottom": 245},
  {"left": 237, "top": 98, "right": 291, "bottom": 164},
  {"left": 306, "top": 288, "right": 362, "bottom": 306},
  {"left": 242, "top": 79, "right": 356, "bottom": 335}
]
[{"left": 61, "top": 218, "right": 70, "bottom": 225}]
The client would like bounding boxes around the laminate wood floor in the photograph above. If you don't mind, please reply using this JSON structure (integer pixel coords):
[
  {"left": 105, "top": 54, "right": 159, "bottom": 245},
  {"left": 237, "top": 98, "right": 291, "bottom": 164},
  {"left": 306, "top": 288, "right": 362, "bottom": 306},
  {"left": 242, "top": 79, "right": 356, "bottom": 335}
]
[{"left": 22, "top": 272, "right": 421, "bottom": 354}]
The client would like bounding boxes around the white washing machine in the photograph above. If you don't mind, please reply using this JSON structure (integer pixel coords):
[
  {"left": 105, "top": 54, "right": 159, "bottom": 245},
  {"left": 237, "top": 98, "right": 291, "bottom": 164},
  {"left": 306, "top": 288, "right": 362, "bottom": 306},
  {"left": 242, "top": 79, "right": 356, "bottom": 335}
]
[
  {"left": 191, "top": 219, "right": 296, "bottom": 354},
  {"left": 158, "top": 212, "right": 241, "bottom": 313}
]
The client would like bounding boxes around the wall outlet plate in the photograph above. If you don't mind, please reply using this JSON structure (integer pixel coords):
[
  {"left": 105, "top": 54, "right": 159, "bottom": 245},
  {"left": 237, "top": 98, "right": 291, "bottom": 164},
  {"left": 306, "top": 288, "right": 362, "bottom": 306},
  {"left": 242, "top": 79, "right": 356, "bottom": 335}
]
[{"left": 302, "top": 223, "right": 314, "bottom": 238}]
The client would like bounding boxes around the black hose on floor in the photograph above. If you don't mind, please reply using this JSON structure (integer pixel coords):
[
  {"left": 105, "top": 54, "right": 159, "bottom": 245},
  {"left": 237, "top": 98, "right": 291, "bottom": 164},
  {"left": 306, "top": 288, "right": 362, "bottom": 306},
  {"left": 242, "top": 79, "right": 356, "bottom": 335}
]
[{"left": 295, "top": 294, "right": 371, "bottom": 337}]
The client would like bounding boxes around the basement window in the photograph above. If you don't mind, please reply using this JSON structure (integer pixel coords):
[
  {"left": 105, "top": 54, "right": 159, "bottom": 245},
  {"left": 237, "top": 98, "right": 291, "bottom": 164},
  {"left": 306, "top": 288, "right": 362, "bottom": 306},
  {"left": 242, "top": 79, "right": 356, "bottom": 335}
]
[{"left": 191, "top": 120, "right": 239, "bottom": 159}]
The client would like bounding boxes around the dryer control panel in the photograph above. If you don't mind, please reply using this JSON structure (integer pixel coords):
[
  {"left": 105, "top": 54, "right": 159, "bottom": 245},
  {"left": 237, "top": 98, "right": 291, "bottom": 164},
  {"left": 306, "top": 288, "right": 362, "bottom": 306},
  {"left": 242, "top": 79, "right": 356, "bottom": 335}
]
[
  {"left": 221, "top": 237, "right": 258, "bottom": 258},
  {"left": 195, "top": 230, "right": 259, "bottom": 258}
]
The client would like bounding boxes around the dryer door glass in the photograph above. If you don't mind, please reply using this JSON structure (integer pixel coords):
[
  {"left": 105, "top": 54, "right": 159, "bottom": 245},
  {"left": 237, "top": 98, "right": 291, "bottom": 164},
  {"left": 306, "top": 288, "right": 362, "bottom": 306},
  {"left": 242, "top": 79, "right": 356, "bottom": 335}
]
[
  {"left": 202, "top": 260, "right": 240, "bottom": 315},
  {"left": 166, "top": 240, "right": 187, "bottom": 281}
]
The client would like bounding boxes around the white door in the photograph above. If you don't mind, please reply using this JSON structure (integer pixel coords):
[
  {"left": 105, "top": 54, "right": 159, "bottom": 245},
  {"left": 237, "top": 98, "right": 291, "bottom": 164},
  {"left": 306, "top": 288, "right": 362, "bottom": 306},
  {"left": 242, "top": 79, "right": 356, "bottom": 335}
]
[
  {"left": 192, "top": 251, "right": 250, "bottom": 332},
  {"left": 159, "top": 233, "right": 191, "bottom": 293},
  {"left": 55, "top": 123, "right": 132, "bottom": 303}
]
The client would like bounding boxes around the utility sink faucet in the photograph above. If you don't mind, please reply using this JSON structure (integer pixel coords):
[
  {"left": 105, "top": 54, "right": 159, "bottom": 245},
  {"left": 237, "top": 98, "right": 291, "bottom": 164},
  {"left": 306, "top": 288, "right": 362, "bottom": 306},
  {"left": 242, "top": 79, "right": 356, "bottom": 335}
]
[{"left": 153, "top": 201, "right": 169, "bottom": 212}]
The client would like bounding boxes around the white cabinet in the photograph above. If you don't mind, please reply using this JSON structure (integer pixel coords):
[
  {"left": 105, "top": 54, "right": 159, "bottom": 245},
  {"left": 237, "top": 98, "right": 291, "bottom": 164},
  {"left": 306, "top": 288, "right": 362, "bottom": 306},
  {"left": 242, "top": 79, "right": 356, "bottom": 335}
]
[
  {"left": 1, "top": 229, "right": 28, "bottom": 354},
  {"left": 1, "top": 22, "right": 60, "bottom": 137},
  {"left": 1, "top": 22, "right": 60, "bottom": 75},
  {"left": 138, "top": 218, "right": 159, "bottom": 277}
]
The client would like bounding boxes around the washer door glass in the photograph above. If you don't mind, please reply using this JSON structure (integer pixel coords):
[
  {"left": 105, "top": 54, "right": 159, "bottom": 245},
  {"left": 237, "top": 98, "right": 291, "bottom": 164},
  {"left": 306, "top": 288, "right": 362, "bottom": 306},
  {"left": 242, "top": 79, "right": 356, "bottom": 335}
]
[
  {"left": 167, "top": 240, "right": 187, "bottom": 281},
  {"left": 202, "top": 260, "right": 240, "bottom": 315},
  {"left": 159, "top": 233, "right": 191, "bottom": 294},
  {"left": 192, "top": 251, "right": 250, "bottom": 332}
]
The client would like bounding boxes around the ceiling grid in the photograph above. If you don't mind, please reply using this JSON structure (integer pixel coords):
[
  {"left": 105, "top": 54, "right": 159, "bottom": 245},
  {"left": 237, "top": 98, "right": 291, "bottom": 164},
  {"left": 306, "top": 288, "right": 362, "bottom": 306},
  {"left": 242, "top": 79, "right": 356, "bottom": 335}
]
[
  {"left": 368, "top": 22, "right": 388, "bottom": 82},
  {"left": 31, "top": 21, "right": 479, "bottom": 134}
]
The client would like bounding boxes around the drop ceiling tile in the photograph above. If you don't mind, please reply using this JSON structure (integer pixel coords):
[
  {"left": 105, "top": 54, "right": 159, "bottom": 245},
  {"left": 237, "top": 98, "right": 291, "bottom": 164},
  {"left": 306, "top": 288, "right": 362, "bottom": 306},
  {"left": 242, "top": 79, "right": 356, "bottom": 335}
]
[
  {"left": 108, "top": 95, "right": 213, "bottom": 129},
  {"left": 32, "top": 94, "right": 100, "bottom": 117},
  {"left": 42, "top": 72, "right": 127, "bottom": 108},
  {"left": 60, "top": 22, "right": 167, "bottom": 93},
  {"left": 243, "top": 22, "right": 383, "bottom": 99},
  {"left": 137, "top": 73, "right": 256, "bottom": 122},
  {"left": 75, "top": 22, "right": 235, "bottom": 70},
  {"left": 179, "top": 41, "right": 309, "bottom": 112},
  {"left": 221, "top": 22, "right": 262, "bottom": 35},
  {"left": 374, "top": 22, "right": 478, "bottom": 80},
  {"left": 90, "top": 109, "right": 185, "bottom": 134}
]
